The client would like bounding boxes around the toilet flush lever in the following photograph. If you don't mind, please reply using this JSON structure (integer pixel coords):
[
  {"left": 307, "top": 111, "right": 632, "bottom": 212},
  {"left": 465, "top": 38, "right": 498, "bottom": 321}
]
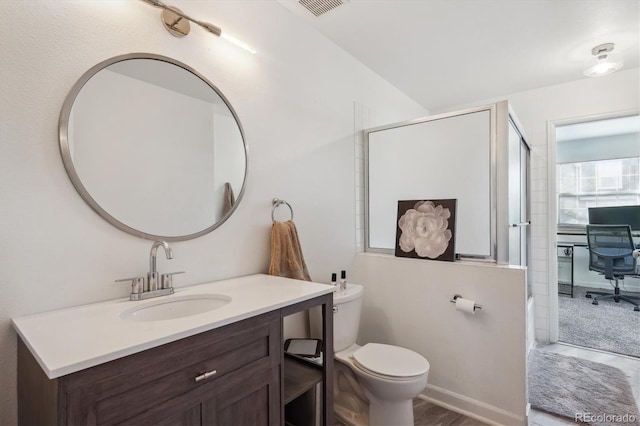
[{"left": 333, "top": 306, "right": 339, "bottom": 313}]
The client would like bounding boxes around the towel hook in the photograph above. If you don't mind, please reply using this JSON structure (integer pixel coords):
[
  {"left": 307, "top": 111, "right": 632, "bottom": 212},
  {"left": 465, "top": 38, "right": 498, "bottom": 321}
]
[{"left": 272, "top": 198, "right": 294, "bottom": 222}]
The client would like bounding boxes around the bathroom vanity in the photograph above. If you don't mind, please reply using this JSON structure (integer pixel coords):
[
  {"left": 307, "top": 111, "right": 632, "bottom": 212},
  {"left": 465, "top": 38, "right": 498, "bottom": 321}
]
[{"left": 13, "top": 274, "right": 334, "bottom": 425}]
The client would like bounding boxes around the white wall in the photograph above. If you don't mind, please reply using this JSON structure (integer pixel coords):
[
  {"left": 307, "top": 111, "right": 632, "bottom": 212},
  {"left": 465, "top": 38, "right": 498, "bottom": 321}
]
[
  {"left": 434, "top": 69, "right": 640, "bottom": 342},
  {"left": 0, "top": 1, "right": 428, "bottom": 422},
  {"left": 352, "top": 253, "right": 528, "bottom": 425}
]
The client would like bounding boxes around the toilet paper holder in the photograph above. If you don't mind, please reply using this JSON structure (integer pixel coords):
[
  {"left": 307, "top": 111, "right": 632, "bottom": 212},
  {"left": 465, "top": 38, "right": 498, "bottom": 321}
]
[{"left": 450, "top": 294, "right": 482, "bottom": 310}]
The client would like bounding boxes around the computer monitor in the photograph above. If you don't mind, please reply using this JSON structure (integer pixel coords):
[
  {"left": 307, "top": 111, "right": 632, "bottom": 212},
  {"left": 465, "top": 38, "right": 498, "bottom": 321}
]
[{"left": 588, "top": 205, "right": 640, "bottom": 232}]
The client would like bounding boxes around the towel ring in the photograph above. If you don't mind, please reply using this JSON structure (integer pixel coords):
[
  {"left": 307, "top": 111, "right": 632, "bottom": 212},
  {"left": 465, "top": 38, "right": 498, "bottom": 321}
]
[{"left": 272, "top": 198, "right": 294, "bottom": 222}]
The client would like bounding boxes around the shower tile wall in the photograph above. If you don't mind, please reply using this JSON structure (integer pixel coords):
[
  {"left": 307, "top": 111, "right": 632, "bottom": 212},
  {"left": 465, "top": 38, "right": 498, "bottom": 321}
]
[{"left": 354, "top": 102, "right": 372, "bottom": 253}]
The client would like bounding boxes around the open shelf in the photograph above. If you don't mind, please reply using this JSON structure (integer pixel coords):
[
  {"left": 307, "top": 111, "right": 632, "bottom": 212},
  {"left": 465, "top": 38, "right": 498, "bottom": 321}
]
[{"left": 284, "top": 354, "right": 323, "bottom": 405}]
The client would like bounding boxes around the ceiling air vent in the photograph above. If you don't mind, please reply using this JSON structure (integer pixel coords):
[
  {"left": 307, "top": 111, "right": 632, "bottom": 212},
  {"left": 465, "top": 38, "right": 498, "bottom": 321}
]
[{"left": 298, "top": 0, "right": 345, "bottom": 17}]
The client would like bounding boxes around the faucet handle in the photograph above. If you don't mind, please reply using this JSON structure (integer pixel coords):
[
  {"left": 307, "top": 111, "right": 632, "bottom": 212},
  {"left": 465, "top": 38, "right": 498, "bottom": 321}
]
[
  {"left": 161, "top": 271, "right": 184, "bottom": 290},
  {"left": 116, "top": 277, "right": 145, "bottom": 294}
]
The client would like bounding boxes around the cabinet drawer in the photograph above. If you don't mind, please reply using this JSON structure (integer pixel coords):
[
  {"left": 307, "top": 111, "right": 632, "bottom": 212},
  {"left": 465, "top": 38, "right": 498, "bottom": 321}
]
[
  {"left": 118, "top": 363, "right": 281, "bottom": 426},
  {"left": 63, "top": 311, "right": 281, "bottom": 425}
]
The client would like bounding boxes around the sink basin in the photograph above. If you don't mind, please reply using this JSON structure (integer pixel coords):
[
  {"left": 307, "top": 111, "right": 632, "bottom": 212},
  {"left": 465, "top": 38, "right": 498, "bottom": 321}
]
[{"left": 120, "top": 294, "right": 231, "bottom": 321}]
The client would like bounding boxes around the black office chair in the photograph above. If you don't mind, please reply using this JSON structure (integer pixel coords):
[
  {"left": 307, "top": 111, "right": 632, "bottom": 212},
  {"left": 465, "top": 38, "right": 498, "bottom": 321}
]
[{"left": 585, "top": 224, "right": 640, "bottom": 311}]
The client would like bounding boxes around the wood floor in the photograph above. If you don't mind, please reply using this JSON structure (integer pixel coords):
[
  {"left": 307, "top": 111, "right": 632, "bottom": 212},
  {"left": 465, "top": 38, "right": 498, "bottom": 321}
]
[
  {"left": 335, "top": 398, "right": 486, "bottom": 426},
  {"left": 412, "top": 399, "right": 486, "bottom": 425}
]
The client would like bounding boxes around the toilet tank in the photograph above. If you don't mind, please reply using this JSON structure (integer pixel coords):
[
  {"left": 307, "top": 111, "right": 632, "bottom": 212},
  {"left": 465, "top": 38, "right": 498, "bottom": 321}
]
[{"left": 310, "top": 283, "right": 363, "bottom": 352}]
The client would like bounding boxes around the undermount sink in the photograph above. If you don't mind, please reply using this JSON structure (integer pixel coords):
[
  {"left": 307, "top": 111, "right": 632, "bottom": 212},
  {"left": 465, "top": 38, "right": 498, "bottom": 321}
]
[{"left": 120, "top": 294, "right": 231, "bottom": 321}]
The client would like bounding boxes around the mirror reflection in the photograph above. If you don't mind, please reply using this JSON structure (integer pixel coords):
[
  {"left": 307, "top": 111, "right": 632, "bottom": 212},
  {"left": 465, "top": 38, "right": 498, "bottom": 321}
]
[{"left": 60, "top": 54, "right": 247, "bottom": 240}]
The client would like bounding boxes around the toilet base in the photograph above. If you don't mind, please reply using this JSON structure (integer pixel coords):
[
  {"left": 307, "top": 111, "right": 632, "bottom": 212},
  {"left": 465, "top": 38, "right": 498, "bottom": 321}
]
[
  {"left": 334, "top": 356, "right": 369, "bottom": 426},
  {"left": 366, "top": 393, "right": 413, "bottom": 426},
  {"left": 335, "top": 404, "right": 368, "bottom": 426}
]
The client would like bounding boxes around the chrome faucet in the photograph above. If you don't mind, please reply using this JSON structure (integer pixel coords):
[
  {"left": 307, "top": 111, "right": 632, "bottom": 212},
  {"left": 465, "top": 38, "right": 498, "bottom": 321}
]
[
  {"left": 116, "top": 241, "right": 184, "bottom": 301},
  {"left": 148, "top": 241, "right": 173, "bottom": 291}
]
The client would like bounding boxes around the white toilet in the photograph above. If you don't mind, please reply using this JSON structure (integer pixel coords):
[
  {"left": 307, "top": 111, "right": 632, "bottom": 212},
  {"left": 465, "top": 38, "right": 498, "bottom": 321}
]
[{"left": 311, "top": 283, "right": 429, "bottom": 426}]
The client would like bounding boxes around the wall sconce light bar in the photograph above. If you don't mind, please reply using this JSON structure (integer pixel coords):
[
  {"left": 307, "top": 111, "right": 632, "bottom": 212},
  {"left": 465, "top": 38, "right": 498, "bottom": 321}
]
[{"left": 141, "top": 0, "right": 256, "bottom": 54}]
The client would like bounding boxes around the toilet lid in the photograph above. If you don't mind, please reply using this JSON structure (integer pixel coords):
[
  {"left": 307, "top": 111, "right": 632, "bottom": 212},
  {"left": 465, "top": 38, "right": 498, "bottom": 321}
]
[{"left": 352, "top": 343, "right": 429, "bottom": 378}]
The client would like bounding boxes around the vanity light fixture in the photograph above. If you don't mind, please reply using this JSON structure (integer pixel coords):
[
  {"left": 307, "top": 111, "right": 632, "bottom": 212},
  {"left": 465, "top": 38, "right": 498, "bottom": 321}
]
[
  {"left": 141, "top": 0, "right": 256, "bottom": 54},
  {"left": 583, "top": 43, "right": 623, "bottom": 77}
]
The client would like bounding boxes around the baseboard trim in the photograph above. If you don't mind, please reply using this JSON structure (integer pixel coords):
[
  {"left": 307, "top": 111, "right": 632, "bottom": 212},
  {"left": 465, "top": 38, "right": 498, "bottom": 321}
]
[{"left": 421, "top": 384, "right": 527, "bottom": 426}]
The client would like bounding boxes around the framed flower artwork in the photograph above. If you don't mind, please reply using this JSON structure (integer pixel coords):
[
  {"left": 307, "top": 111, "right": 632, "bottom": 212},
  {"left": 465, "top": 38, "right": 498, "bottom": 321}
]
[{"left": 395, "top": 199, "right": 457, "bottom": 261}]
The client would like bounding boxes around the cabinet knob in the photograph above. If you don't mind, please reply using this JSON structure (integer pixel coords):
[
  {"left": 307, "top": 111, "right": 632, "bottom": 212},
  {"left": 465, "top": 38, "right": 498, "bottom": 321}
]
[{"left": 194, "top": 369, "right": 217, "bottom": 382}]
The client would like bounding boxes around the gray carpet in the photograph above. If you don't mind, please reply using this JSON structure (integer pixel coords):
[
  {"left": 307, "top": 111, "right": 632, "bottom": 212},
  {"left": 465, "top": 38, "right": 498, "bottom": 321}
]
[
  {"left": 528, "top": 350, "right": 640, "bottom": 426},
  {"left": 559, "top": 286, "right": 640, "bottom": 358}
]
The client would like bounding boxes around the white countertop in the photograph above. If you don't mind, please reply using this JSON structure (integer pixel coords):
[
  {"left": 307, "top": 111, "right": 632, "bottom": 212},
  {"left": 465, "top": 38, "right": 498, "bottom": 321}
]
[{"left": 12, "top": 274, "right": 334, "bottom": 379}]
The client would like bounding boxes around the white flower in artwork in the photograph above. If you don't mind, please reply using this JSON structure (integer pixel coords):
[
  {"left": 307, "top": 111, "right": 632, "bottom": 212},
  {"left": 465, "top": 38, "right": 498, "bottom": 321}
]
[{"left": 398, "top": 201, "right": 452, "bottom": 258}]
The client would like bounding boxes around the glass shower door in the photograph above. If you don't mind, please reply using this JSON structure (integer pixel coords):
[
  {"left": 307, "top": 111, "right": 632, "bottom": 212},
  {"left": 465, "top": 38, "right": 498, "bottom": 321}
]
[{"left": 508, "top": 119, "right": 530, "bottom": 271}]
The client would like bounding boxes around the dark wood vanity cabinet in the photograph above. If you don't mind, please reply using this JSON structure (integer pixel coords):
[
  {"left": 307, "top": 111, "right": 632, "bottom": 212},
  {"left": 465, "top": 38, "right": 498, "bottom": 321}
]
[
  {"left": 18, "top": 292, "right": 334, "bottom": 426},
  {"left": 18, "top": 311, "right": 282, "bottom": 426}
]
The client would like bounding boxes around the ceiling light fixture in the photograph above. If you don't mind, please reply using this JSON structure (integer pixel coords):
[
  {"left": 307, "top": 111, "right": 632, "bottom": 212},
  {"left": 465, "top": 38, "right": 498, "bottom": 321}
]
[
  {"left": 141, "top": 0, "right": 256, "bottom": 54},
  {"left": 583, "top": 43, "right": 623, "bottom": 77}
]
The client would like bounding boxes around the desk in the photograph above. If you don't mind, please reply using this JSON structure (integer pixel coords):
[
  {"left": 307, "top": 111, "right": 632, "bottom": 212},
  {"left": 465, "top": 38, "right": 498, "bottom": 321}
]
[
  {"left": 557, "top": 240, "right": 640, "bottom": 294},
  {"left": 557, "top": 244, "right": 574, "bottom": 297}
]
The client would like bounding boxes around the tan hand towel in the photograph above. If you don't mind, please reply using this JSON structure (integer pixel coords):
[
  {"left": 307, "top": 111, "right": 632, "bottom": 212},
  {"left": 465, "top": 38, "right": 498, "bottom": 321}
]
[{"left": 269, "top": 220, "right": 311, "bottom": 281}]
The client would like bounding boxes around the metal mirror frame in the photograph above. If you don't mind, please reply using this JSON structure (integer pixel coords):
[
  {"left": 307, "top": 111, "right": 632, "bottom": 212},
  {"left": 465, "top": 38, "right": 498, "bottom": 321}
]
[{"left": 59, "top": 53, "right": 248, "bottom": 241}]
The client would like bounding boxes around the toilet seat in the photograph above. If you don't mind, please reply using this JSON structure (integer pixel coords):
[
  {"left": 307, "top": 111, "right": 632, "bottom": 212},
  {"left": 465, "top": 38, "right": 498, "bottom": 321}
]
[{"left": 351, "top": 343, "right": 429, "bottom": 379}]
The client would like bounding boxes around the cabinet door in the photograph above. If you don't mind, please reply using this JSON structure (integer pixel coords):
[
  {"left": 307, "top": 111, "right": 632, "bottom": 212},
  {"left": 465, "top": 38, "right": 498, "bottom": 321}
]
[
  {"left": 118, "top": 362, "right": 280, "bottom": 426},
  {"left": 202, "top": 365, "right": 281, "bottom": 426},
  {"left": 117, "top": 402, "right": 202, "bottom": 426}
]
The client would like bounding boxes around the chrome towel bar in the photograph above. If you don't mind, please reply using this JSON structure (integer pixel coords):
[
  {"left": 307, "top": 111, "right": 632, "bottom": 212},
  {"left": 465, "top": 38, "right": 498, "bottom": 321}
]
[{"left": 271, "top": 198, "right": 294, "bottom": 222}]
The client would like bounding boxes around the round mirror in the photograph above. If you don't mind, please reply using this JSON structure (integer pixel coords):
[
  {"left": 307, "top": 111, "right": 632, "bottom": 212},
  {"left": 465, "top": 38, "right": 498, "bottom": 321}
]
[{"left": 59, "top": 53, "right": 247, "bottom": 241}]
